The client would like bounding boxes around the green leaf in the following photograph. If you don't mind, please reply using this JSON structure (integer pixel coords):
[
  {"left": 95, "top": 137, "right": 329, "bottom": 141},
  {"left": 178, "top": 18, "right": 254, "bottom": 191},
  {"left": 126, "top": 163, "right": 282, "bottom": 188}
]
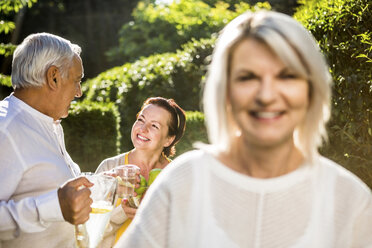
[{"left": 0, "top": 74, "right": 12, "bottom": 87}]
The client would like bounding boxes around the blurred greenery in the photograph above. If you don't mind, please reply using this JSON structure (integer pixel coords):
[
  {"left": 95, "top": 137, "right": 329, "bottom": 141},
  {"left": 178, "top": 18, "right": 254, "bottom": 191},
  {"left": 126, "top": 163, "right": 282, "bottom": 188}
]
[
  {"left": 106, "top": 0, "right": 270, "bottom": 62},
  {"left": 295, "top": 0, "right": 372, "bottom": 188},
  {"left": 176, "top": 111, "right": 208, "bottom": 155},
  {"left": 62, "top": 100, "right": 121, "bottom": 172},
  {"left": 0, "top": 0, "right": 37, "bottom": 90},
  {"left": 0, "top": 74, "right": 11, "bottom": 88},
  {"left": 0, "top": 0, "right": 37, "bottom": 14},
  {"left": 0, "top": 0, "right": 140, "bottom": 87}
]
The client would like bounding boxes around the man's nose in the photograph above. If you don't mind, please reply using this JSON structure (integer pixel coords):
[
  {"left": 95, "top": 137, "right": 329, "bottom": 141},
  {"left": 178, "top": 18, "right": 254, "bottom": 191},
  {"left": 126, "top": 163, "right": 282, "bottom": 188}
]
[{"left": 75, "top": 84, "right": 82, "bottom": 98}]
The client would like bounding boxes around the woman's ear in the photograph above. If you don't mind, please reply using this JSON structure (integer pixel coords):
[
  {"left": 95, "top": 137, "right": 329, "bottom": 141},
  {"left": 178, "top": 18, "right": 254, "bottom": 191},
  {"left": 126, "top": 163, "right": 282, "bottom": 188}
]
[
  {"left": 164, "top": 135, "right": 176, "bottom": 148},
  {"left": 46, "top": 66, "right": 60, "bottom": 91}
]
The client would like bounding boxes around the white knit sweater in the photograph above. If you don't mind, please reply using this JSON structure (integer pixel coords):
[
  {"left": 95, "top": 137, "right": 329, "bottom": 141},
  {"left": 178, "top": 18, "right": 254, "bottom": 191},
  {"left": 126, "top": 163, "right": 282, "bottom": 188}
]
[{"left": 115, "top": 150, "right": 372, "bottom": 248}]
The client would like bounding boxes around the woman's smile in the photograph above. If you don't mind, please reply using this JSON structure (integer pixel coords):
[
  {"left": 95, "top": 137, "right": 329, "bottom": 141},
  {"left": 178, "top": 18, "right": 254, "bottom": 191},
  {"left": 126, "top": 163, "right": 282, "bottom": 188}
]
[
  {"left": 249, "top": 110, "right": 284, "bottom": 120},
  {"left": 137, "top": 134, "right": 150, "bottom": 142}
]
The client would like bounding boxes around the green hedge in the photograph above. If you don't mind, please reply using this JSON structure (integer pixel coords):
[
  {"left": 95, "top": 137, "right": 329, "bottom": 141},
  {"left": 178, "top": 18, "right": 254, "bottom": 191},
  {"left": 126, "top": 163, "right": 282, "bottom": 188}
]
[
  {"left": 0, "top": 74, "right": 12, "bottom": 87},
  {"left": 176, "top": 111, "right": 208, "bottom": 156},
  {"left": 295, "top": 0, "right": 372, "bottom": 188},
  {"left": 62, "top": 100, "right": 121, "bottom": 172},
  {"left": 84, "top": 38, "right": 215, "bottom": 152},
  {"left": 106, "top": 0, "right": 270, "bottom": 62},
  {"left": 1, "top": 0, "right": 36, "bottom": 97}
]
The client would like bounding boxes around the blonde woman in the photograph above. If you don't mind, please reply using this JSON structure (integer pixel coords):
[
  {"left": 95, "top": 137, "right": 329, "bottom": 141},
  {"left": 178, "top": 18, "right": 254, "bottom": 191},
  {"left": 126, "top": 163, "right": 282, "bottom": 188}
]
[
  {"left": 96, "top": 97, "right": 186, "bottom": 248},
  {"left": 116, "top": 11, "right": 372, "bottom": 247}
]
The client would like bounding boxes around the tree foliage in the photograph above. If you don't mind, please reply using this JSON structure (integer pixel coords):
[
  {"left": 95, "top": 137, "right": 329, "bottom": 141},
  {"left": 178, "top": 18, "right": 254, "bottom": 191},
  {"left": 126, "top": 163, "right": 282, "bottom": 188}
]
[
  {"left": 0, "top": 0, "right": 37, "bottom": 88},
  {"left": 176, "top": 111, "right": 208, "bottom": 155},
  {"left": 202, "top": 0, "right": 297, "bottom": 14},
  {"left": 295, "top": 0, "right": 372, "bottom": 187},
  {"left": 0, "top": 0, "right": 36, "bottom": 14},
  {"left": 17, "top": 0, "right": 139, "bottom": 79},
  {"left": 106, "top": 0, "right": 270, "bottom": 62}
]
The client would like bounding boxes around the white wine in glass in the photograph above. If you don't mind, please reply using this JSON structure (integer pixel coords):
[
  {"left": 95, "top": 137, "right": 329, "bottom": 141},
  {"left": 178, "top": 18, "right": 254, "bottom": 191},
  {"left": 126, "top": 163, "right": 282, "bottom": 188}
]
[{"left": 115, "top": 165, "right": 140, "bottom": 200}]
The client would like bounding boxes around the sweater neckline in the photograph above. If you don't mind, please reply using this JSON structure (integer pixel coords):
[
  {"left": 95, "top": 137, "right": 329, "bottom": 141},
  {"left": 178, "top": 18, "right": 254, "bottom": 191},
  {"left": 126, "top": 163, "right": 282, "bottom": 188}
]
[{"left": 204, "top": 151, "right": 313, "bottom": 193}]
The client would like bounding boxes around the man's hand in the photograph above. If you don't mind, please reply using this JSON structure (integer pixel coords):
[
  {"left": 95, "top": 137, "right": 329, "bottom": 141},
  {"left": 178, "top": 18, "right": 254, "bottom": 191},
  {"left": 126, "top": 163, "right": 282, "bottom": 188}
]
[{"left": 57, "top": 177, "right": 93, "bottom": 225}]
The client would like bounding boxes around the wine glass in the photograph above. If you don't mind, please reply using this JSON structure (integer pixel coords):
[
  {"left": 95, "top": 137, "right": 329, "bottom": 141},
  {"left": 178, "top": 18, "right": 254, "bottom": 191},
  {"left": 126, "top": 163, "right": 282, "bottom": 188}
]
[{"left": 114, "top": 165, "right": 140, "bottom": 200}]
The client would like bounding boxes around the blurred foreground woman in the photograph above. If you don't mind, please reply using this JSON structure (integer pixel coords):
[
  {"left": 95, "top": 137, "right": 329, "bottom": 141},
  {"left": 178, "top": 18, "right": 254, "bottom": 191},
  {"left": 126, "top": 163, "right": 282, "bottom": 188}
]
[{"left": 116, "top": 11, "right": 372, "bottom": 248}]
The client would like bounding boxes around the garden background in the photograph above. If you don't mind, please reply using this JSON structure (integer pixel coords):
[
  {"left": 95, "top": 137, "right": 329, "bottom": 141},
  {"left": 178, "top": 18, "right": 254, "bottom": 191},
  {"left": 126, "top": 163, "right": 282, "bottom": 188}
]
[{"left": 1, "top": 0, "right": 371, "bottom": 188}]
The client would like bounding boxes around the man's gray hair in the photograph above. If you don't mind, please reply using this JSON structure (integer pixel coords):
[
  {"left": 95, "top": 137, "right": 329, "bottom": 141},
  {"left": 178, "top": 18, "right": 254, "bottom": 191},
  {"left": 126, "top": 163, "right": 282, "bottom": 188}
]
[{"left": 11, "top": 32, "right": 81, "bottom": 89}]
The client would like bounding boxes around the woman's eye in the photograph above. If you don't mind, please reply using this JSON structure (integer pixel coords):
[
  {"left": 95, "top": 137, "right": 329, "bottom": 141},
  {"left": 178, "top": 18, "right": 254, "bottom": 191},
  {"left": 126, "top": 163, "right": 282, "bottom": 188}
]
[
  {"left": 137, "top": 118, "right": 144, "bottom": 123},
  {"left": 279, "top": 71, "right": 298, "bottom": 79},
  {"left": 281, "top": 74, "right": 296, "bottom": 79},
  {"left": 152, "top": 124, "right": 159, "bottom": 129},
  {"left": 236, "top": 73, "right": 257, "bottom": 81}
]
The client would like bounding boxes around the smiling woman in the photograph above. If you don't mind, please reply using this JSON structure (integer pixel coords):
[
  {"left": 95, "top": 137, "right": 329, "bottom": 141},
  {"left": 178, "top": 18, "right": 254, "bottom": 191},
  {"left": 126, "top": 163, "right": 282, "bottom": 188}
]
[
  {"left": 115, "top": 11, "right": 372, "bottom": 248},
  {"left": 94, "top": 96, "right": 186, "bottom": 248},
  {"left": 131, "top": 97, "right": 186, "bottom": 160}
]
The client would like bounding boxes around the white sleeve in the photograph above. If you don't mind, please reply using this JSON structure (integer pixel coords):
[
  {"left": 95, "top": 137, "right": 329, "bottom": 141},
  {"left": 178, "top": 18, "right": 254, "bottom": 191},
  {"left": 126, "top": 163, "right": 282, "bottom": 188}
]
[
  {"left": 95, "top": 159, "right": 112, "bottom": 174},
  {"left": 95, "top": 156, "right": 128, "bottom": 240},
  {"left": 0, "top": 131, "right": 64, "bottom": 240},
  {"left": 114, "top": 175, "right": 170, "bottom": 248},
  {"left": 95, "top": 156, "right": 120, "bottom": 174}
]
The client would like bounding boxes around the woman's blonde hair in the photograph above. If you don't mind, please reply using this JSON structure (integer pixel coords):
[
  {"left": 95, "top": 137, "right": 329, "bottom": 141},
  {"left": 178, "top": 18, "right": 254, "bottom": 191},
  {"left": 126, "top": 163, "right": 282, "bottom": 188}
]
[{"left": 203, "top": 11, "right": 332, "bottom": 162}]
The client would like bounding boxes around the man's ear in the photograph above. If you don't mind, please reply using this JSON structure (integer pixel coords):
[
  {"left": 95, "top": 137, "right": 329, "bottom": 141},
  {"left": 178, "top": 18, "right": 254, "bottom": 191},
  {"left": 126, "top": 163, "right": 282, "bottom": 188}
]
[{"left": 46, "top": 66, "right": 60, "bottom": 91}]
